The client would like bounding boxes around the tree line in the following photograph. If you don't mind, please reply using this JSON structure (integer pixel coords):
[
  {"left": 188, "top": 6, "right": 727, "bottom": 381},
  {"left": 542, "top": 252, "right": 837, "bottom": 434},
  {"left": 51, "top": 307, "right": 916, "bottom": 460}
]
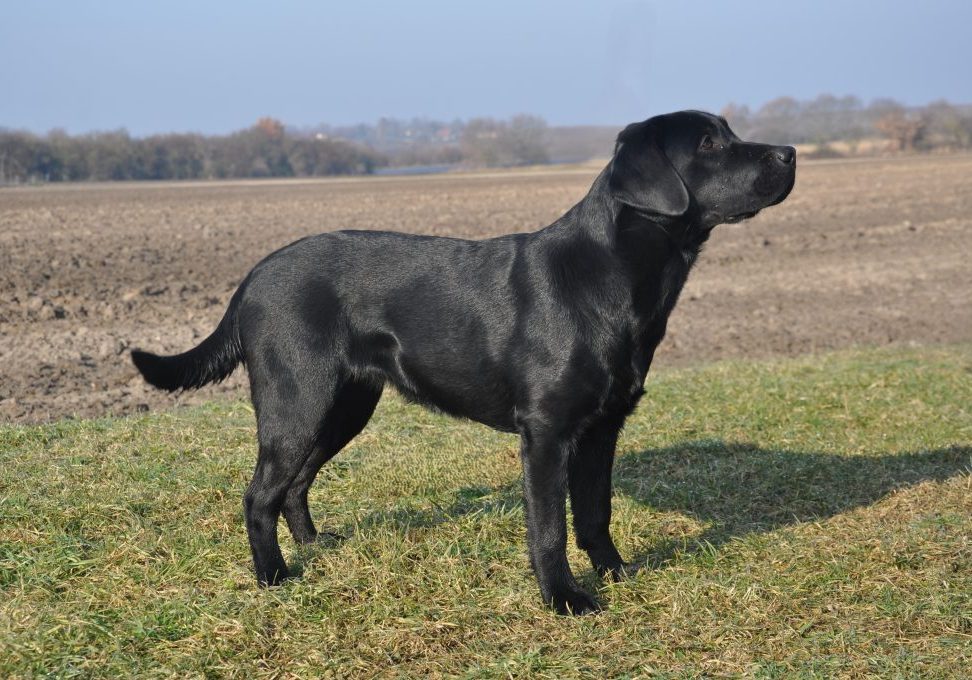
[
  {"left": 722, "top": 95, "right": 972, "bottom": 152},
  {"left": 0, "top": 117, "right": 385, "bottom": 183},
  {"left": 308, "top": 114, "right": 550, "bottom": 168},
  {"left": 0, "top": 115, "right": 552, "bottom": 184},
  {"left": 3, "top": 97, "right": 972, "bottom": 183}
]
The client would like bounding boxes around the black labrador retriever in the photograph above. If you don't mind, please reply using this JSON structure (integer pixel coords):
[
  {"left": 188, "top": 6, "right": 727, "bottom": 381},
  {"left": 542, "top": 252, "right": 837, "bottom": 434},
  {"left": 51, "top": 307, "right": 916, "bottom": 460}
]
[{"left": 132, "top": 110, "right": 795, "bottom": 615}]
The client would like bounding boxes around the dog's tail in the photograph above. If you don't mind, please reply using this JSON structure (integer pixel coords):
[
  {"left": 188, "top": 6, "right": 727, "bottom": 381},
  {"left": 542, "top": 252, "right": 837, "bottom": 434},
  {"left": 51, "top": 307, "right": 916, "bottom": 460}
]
[{"left": 131, "top": 290, "right": 244, "bottom": 392}]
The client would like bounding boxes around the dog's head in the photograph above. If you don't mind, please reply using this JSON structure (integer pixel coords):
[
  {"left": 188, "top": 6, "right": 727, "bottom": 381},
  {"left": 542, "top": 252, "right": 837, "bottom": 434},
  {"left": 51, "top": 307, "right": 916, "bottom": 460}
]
[{"left": 609, "top": 110, "right": 795, "bottom": 230}]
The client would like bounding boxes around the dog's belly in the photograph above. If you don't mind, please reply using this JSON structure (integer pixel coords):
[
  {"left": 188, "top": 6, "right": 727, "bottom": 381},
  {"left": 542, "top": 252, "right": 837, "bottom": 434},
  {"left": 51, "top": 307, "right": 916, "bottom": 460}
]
[
  {"left": 394, "top": 358, "right": 519, "bottom": 432},
  {"left": 351, "top": 328, "right": 519, "bottom": 432}
]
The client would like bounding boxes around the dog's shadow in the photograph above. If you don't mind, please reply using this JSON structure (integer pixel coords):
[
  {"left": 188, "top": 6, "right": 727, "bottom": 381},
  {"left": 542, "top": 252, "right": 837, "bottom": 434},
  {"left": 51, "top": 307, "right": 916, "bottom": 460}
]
[
  {"left": 612, "top": 440, "right": 970, "bottom": 568},
  {"left": 294, "top": 440, "right": 970, "bottom": 573}
]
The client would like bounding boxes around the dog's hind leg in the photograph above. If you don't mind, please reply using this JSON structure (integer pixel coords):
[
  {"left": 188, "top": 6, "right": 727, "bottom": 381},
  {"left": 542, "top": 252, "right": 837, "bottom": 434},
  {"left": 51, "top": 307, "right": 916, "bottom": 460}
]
[
  {"left": 242, "top": 353, "right": 347, "bottom": 586},
  {"left": 282, "top": 379, "right": 383, "bottom": 545},
  {"left": 244, "top": 423, "right": 314, "bottom": 586}
]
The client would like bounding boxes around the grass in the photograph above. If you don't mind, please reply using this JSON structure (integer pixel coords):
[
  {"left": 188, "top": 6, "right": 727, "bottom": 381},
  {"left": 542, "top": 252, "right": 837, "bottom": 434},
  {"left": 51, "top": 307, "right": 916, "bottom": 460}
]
[{"left": 1, "top": 345, "right": 970, "bottom": 678}]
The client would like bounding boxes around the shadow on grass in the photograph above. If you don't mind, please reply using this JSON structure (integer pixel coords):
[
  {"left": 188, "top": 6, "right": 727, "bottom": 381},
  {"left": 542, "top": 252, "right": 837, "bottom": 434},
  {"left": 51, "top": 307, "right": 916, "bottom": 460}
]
[
  {"left": 613, "top": 440, "right": 971, "bottom": 568},
  {"left": 295, "top": 440, "right": 970, "bottom": 572}
]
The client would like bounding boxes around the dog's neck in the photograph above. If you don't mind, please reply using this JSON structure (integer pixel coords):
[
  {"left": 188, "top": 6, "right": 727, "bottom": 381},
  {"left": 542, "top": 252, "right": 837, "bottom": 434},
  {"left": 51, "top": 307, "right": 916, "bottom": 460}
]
[
  {"left": 611, "top": 206, "right": 701, "bottom": 323},
  {"left": 541, "top": 174, "right": 706, "bottom": 327}
]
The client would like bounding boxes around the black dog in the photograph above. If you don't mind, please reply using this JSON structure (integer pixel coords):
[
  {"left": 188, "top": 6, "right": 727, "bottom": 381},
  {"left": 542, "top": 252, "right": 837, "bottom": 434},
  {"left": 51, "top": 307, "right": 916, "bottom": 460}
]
[{"left": 132, "top": 110, "right": 795, "bottom": 615}]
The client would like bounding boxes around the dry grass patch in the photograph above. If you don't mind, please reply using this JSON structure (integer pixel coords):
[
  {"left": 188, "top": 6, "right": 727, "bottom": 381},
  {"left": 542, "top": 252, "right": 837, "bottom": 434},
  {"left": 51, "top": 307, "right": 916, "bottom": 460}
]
[{"left": 1, "top": 345, "right": 970, "bottom": 677}]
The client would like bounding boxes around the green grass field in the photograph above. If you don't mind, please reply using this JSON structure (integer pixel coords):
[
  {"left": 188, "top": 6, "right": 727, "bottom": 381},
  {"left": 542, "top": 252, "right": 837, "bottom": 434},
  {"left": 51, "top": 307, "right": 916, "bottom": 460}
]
[{"left": 1, "top": 346, "right": 970, "bottom": 678}]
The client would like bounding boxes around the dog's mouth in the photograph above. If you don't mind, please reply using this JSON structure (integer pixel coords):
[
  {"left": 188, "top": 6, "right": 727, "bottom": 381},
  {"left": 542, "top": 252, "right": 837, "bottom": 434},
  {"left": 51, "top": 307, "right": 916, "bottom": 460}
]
[
  {"left": 724, "top": 210, "right": 759, "bottom": 224},
  {"left": 717, "top": 177, "right": 795, "bottom": 225},
  {"left": 767, "top": 171, "right": 796, "bottom": 207}
]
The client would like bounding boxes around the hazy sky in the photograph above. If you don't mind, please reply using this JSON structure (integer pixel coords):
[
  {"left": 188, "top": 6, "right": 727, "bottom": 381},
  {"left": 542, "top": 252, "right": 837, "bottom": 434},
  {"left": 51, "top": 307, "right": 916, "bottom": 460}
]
[{"left": 2, "top": 1, "right": 970, "bottom": 136}]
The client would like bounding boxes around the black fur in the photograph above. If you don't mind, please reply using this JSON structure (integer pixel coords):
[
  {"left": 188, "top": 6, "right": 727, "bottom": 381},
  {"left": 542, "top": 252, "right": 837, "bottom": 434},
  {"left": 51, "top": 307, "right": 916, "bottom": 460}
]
[{"left": 132, "top": 111, "right": 795, "bottom": 614}]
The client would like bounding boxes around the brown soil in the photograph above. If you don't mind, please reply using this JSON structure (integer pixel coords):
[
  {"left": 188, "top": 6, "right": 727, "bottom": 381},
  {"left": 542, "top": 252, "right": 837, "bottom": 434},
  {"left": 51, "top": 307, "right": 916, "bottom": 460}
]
[{"left": 2, "top": 155, "right": 971, "bottom": 424}]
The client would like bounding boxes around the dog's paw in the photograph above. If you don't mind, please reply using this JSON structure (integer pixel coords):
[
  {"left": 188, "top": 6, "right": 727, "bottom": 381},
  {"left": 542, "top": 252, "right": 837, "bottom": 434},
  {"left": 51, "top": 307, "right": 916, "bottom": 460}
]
[
  {"left": 256, "top": 563, "right": 290, "bottom": 587},
  {"left": 596, "top": 560, "right": 643, "bottom": 582},
  {"left": 548, "top": 586, "right": 602, "bottom": 616},
  {"left": 315, "top": 531, "right": 348, "bottom": 546}
]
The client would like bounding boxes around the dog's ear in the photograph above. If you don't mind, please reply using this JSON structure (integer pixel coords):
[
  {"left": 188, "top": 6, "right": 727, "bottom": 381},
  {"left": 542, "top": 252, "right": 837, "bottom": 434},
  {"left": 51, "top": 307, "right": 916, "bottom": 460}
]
[{"left": 608, "top": 121, "right": 689, "bottom": 217}]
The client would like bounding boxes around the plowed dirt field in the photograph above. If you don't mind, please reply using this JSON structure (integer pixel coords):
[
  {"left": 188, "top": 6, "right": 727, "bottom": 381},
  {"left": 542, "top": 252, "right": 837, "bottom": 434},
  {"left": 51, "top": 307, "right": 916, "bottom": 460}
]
[{"left": 2, "top": 154, "right": 970, "bottom": 423}]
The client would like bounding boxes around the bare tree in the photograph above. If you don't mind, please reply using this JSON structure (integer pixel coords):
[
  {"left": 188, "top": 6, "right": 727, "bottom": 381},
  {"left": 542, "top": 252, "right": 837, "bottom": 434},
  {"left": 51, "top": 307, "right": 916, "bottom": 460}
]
[
  {"left": 503, "top": 114, "right": 549, "bottom": 165},
  {"left": 461, "top": 118, "right": 503, "bottom": 166},
  {"left": 749, "top": 96, "right": 802, "bottom": 144},
  {"left": 925, "top": 100, "right": 972, "bottom": 149},
  {"left": 461, "top": 115, "right": 550, "bottom": 167},
  {"left": 874, "top": 110, "right": 926, "bottom": 152}
]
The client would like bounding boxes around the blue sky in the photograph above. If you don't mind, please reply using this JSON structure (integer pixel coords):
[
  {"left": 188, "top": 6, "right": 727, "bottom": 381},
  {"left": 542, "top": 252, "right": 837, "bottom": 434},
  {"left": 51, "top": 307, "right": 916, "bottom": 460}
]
[{"left": 2, "top": 1, "right": 970, "bottom": 135}]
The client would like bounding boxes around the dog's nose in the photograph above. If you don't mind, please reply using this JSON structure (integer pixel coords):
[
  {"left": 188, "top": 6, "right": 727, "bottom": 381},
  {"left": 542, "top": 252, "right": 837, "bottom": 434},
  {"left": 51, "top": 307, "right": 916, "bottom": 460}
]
[{"left": 775, "top": 146, "right": 795, "bottom": 165}]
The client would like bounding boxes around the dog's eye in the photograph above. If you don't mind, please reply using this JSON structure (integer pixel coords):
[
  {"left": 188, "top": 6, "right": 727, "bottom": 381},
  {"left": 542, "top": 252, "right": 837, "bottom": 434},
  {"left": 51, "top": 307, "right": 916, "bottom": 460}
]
[{"left": 699, "top": 135, "right": 714, "bottom": 151}]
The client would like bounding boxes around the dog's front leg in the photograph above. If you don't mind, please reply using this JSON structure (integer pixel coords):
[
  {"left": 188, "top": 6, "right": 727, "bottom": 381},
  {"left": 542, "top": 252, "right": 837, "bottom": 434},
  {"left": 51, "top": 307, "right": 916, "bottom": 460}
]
[
  {"left": 568, "top": 421, "right": 634, "bottom": 580},
  {"left": 519, "top": 423, "right": 600, "bottom": 615}
]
